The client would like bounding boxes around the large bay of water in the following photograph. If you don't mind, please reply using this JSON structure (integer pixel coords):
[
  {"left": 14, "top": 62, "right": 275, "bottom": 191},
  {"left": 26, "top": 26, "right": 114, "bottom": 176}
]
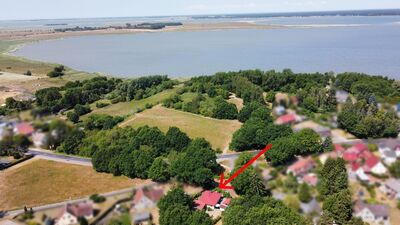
[{"left": 13, "top": 16, "right": 400, "bottom": 78}]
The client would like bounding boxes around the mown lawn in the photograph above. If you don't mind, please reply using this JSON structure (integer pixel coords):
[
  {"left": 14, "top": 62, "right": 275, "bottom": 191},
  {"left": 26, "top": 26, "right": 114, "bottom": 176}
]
[
  {"left": 83, "top": 87, "right": 179, "bottom": 118},
  {"left": 0, "top": 159, "right": 148, "bottom": 211},
  {"left": 120, "top": 105, "right": 242, "bottom": 150}
]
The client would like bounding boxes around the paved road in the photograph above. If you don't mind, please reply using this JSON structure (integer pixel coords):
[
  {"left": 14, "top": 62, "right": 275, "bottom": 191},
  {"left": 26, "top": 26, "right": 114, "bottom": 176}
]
[{"left": 28, "top": 148, "right": 92, "bottom": 166}]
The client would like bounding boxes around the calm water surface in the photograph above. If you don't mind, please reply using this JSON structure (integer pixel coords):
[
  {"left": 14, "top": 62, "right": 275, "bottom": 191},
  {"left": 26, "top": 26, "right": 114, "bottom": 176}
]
[{"left": 13, "top": 19, "right": 400, "bottom": 78}]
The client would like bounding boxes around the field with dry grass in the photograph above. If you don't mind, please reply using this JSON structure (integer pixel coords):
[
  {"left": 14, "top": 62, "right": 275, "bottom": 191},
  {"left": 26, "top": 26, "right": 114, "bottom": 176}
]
[
  {"left": 120, "top": 105, "right": 242, "bottom": 150},
  {"left": 0, "top": 159, "right": 149, "bottom": 211}
]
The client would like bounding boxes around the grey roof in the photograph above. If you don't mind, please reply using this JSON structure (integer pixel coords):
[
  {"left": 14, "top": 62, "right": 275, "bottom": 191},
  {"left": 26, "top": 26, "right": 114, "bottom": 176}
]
[
  {"left": 385, "top": 179, "right": 400, "bottom": 192},
  {"left": 300, "top": 198, "right": 321, "bottom": 214},
  {"left": 354, "top": 200, "right": 389, "bottom": 218},
  {"left": 383, "top": 150, "right": 397, "bottom": 158},
  {"left": 133, "top": 212, "right": 151, "bottom": 222}
]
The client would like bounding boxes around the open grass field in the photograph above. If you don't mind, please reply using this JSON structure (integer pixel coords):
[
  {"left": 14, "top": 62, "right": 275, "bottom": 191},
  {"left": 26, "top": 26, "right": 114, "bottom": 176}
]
[
  {"left": 120, "top": 105, "right": 242, "bottom": 150},
  {"left": 0, "top": 159, "right": 148, "bottom": 211},
  {"left": 83, "top": 87, "right": 179, "bottom": 118}
]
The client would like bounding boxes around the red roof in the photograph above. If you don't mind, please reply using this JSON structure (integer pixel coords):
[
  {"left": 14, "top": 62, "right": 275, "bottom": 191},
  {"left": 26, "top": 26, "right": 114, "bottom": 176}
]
[
  {"left": 335, "top": 144, "right": 345, "bottom": 152},
  {"left": 351, "top": 162, "right": 361, "bottom": 171},
  {"left": 15, "top": 122, "right": 34, "bottom": 136},
  {"left": 364, "top": 156, "right": 380, "bottom": 170},
  {"left": 197, "top": 191, "right": 222, "bottom": 207},
  {"left": 194, "top": 200, "right": 206, "bottom": 210},
  {"left": 348, "top": 143, "right": 368, "bottom": 154},
  {"left": 343, "top": 151, "right": 358, "bottom": 162},
  {"left": 58, "top": 202, "right": 93, "bottom": 219},
  {"left": 133, "top": 188, "right": 164, "bottom": 205},
  {"left": 288, "top": 157, "right": 315, "bottom": 175},
  {"left": 276, "top": 114, "right": 297, "bottom": 124}
]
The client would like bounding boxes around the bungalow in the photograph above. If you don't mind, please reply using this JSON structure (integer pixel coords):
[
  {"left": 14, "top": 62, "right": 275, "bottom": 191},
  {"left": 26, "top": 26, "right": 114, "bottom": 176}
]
[
  {"left": 132, "top": 188, "right": 164, "bottom": 210},
  {"left": 363, "top": 155, "right": 387, "bottom": 175},
  {"left": 380, "top": 178, "right": 400, "bottom": 199},
  {"left": 56, "top": 202, "right": 93, "bottom": 225},
  {"left": 343, "top": 151, "right": 358, "bottom": 163},
  {"left": 287, "top": 157, "right": 315, "bottom": 177},
  {"left": 347, "top": 142, "right": 368, "bottom": 155},
  {"left": 194, "top": 191, "right": 230, "bottom": 211},
  {"left": 353, "top": 200, "right": 390, "bottom": 225},
  {"left": 276, "top": 113, "right": 298, "bottom": 125},
  {"left": 13, "top": 122, "right": 34, "bottom": 136}
]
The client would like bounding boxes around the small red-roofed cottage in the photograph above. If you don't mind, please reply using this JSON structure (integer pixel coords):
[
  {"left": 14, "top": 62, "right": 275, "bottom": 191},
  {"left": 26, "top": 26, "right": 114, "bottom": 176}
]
[
  {"left": 132, "top": 188, "right": 164, "bottom": 210},
  {"left": 276, "top": 114, "right": 298, "bottom": 125},
  {"left": 14, "top": 122, "right": 34, "bottom": 136},
  {"left": 195, "top": 191, "right": 227, "bottom": 211},
  {"left": 287, "top": 157, "right": 315, "bottom": 177},
  {"left": 363, "top": 155, "right": 387, "bottom": 175}
]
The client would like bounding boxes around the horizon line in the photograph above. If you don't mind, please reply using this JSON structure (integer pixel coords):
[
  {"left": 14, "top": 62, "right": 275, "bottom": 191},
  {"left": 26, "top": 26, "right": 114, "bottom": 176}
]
[{"left": 1, "top": 8, "right": 400, "bottom": 22}]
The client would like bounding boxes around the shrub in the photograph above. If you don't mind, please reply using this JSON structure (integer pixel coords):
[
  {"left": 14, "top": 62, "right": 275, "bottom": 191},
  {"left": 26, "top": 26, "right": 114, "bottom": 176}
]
[
  {"left": 96, "top": 102, "right": 110, "bottom": 108},
  {"left": 89, "top": 194, "right": 106, "bottom": 203}
]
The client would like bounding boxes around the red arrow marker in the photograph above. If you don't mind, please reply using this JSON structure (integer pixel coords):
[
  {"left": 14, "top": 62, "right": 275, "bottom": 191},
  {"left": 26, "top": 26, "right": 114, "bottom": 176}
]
[{"left": 219, "top": 144, "right": 272, "bottom": 190}]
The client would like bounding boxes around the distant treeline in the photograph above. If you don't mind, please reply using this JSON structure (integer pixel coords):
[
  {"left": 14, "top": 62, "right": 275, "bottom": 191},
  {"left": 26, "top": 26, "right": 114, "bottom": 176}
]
[
  {"left": 54, "top": 22, "right": 182, "bottom": 32},
  {"left": 193, "top": 9, "right": 400, "bottom": 19}
]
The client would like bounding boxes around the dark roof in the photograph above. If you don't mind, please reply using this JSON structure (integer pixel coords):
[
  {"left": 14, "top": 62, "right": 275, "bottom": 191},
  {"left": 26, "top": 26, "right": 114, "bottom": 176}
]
[{"left": 354, "top": 200, "right": 389, "bottom": 218}]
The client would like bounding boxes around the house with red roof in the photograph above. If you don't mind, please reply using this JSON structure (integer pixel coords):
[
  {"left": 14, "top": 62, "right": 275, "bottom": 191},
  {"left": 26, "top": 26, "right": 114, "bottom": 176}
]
[
  {"left": 56, "top": 202, "right": 93, "bottom": 225},
  {"left": 363, "top": 155, "right": 387, "bottom": 175},
  {"left": 13, "top": 122, "right": 34, "bottom": 136},
  {"left": 276, "top": 113, "right": 298, "bottom": 125},
  {"left": 132, "top": 188, "right": 164, "bottom": 210},
  {"left": 287, "top": 157, "right": 315, "bottom": 177},
  {"left": 348, "top": 143, "right": 368, "bottom": 155},
  {"left": 195, "top": 191, "right": 230, "bottom": 211}
]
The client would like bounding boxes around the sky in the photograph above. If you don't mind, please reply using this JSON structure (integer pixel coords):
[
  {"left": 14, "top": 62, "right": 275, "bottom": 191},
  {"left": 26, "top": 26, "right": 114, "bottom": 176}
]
[{"left": 2, "top": 0, "right": 400, "bottom": 20}]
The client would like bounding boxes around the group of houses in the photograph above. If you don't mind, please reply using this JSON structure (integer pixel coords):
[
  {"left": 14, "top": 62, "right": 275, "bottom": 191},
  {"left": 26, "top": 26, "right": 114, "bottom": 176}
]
[
  {"left": 0, "top": 119, "right": 48, "bottom": 148},
  {"left": 287, "top": 157, "right": 318, "bottom": 187}
]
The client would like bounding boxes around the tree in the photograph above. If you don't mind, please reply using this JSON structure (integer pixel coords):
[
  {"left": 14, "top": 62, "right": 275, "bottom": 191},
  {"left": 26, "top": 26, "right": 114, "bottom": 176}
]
[
  {"left": 159, "top": 204, "right": 191, "bottom": 225},
  {"left": 237, "top": 101, "right": 265, "bottom": 122},
  {"left": 57, "top": 128, "right": 85, "bottom": 155},
  {"left": 130, "top": 146, "right": 156, "bottom": 179},
  {"left": 292, "top": 129, "right": 322, "bottom": 155},
  {"left": 298, "top": 183, "right": 312, "bottom": 203},
  {"left": 158, "top": 188, "right": 192, "bottom": 212},
  {"left": 223, "top": 196, "right": 307, "bottom": 225},
  {"left": 148, "top": 157, "right": 170, "bottom": 182},
  {"left": 67, "top": 111, "right": 79, "bottom": 123},
  {"left": 74, "top": 104, "right": 91, "bottom": 116},
  {"left": 188, "top": 211, "right": 213, "bottom": 225},
  {"left": 303, "top": 96, "right": 318, "bottom": 112},
  {"left": 265, "top": 136, "right": 298, "bottom": 166},
  {"left": 212, "top": 97, "right": 238, "bottom": 120},
  {"left": 166, "top": 127, "right": 191, "bottom": 151},
  {"left": 322, "top": 190, "right": 353, "bottom": 225},
  {"left": 389, "top": 161, "right": 400, "bottom": 178},
  {"left": 318, "top": 158, "right": 348, "bottom": 198}
]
